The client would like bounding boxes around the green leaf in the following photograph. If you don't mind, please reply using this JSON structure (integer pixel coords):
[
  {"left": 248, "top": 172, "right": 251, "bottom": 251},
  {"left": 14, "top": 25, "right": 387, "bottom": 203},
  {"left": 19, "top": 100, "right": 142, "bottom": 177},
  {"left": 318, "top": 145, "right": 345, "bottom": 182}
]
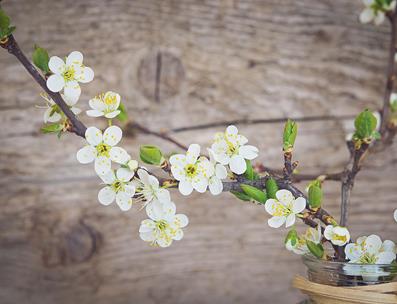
[
  {"left": 32, "top": 46, "right": 50, "bottom": 73},
  {"left": 230, "top": 190, "right": 251, "bottom": 201},
  {"left": 306, "top": 240, "right": 324, "bottom": 259},
  {"left": 308, "top": 184, "right": 323, "bottom": 208},
  {"left": 284, "top": 229, "right": 298, "bottom": 246},
  {"left": 244, "top": 160, "right": 254, "bottom": 181},
  {"left": 354, "top": 109, "right": 377, "bottom": 140},
  {"left": 0, "top": 9, "right": 10, "bottom": 31},
  {"left": 240, "top": 184, "right": 267, "bottom": 203},
  {"left": 283, "top": 119, "right": 298, "bottom": 152},
  {"left": 116, "top": 101, "right": 128, "bottom": 122},
  {"left": 40, "top": 123, "right": 62, "bottom": 134},
  {"left": 265, "top": 178, "right": 278, "bottom": 199},
  {"left": 140, "top": 145, "right": 163, "bottom": 165}
]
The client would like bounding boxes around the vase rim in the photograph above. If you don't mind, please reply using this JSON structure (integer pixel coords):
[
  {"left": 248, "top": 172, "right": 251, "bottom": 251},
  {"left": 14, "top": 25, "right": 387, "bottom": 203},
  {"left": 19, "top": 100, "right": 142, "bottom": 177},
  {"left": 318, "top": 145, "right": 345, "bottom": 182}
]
[{"left": 302, "top": 254, "right": 396, "bottom": 267}]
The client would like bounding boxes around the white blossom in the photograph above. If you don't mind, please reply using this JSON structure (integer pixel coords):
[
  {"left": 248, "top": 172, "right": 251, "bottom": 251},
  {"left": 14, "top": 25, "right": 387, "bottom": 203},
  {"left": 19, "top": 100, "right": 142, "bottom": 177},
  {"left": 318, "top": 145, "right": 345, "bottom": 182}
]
[
  {"left": 359, "top": 0, "right": 396, "bottom": 25},
  {"left": 169, "top": 144, "right": 214, "bottom": 195},
  {"left": 134, "top": 169, "right": 171, "bottom": 207},
  {"left": 207, "top": 148, "right": 228, "bottom": 195},
  {"left": 40, "top": 92, "right": 81, "bottom": 123},
  {"left": 264, "top": 189, "right": 306, "bottom": 228},
  {"left": 324, "top": 225, "right": 350, "bottom": 246},
  {"left": 211, "top": 125, "right": 258, "bottom": 175},
  {"left": 86, "top": 91, "right": 121, "bottom": 119},
  {"left": 97, "top": 168, "right": 135, "bottom": 211},
  {"left": 139, "top": 200, "right": 188, "bottom": 247},
  {"left": 394, "top": 209, "right": 397, "bottom": 222},
  {"left": 76, "top": 126, "right": 129, "bottom": 175},
  {"left": 344, "top": 235, "right": 396, "bottom": 280},
  {"left": 46, "top": 51, "right": 94, "bottom": 102},
  {"left": 286, "top": 225, "right": 322, "bottom": 255}
]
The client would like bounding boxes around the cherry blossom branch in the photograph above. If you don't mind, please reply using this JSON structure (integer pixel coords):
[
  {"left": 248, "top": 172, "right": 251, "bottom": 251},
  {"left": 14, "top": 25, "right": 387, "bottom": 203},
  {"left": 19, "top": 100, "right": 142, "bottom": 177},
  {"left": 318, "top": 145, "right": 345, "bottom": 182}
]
[{"left": 0, "top": 35, "right": 87, "bottom": 137}]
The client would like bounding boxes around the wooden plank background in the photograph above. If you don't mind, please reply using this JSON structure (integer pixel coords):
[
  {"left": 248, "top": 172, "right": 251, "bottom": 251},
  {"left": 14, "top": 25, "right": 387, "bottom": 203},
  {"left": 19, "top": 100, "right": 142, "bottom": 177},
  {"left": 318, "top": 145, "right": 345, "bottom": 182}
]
[{"left": 0, "top": 0, "right": 396, "bottom": 303}]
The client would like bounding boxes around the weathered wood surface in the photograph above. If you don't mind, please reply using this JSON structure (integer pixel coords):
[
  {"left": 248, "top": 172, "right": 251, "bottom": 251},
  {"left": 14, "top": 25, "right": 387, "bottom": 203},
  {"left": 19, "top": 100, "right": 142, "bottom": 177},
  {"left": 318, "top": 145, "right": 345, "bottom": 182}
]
[{"left": 0, "top": 0, "right": 396, "bottom": 303}]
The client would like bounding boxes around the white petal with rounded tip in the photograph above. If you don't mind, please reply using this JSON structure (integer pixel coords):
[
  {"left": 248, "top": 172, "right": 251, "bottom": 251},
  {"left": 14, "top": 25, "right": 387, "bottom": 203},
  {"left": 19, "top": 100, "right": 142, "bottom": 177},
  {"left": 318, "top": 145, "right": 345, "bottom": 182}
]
[
  {"left": 66, "top": 51, "right": 83, "bottom": 65},
  {"left": 103, "top": 126, "right": 122, "bottom": 146},
  {"left": 109, "top": 147, "right": 129, "bottom": 164},
  {"left": 359, "top": 8, "right": 374, "bottom": 23},
  {"left": 62, "top": 92, "right": 79, "bottom": 106},
  {"left": 116, "top": 167, "right": 134, "bottom": 182},
  {"left": 323, "top": 225, "right": 334, "bottom": 240},
  {"left": 85, "top": 126, "right": 102, "bottom": 146},
  {"left": 169, "top": 154, "right": 186, "bottom": 166},
  {"left": 104, "top": 110, "right": 121, "bottom": 119},
  {"left": 226, "top": 125, "right": 238, "bottom": 135},
  {"left": 146, "top": 200, "right": 164, "bottom": 221},
  {"left": 137, "top": 169, "right": 150, "bottom": 185},
  {"left": 64, "top": 80, "right": 81, "bottom": 102},
  {"left": 192, "top": 177, "right": 208, "bottom": 193},
  {"left": 186, "top": 144, "right": 200, "bottom": 164},
  {"left": 157, "top": 237, "right": 172, "bottom": 248},
  {"left": 345, "top": 244, "right": 362, "bottom": 262},
  {"left": 229, "top": 155, "right": 246, "bottom": 174},
  {"left": 171, "top": 164, "right": 186, "bottom": 181},
  {"left": 178, "top": 180, "right": 193, "bottom": 196},
  {"left": 48, "top": 56, "right": 65, "bottom": 74},
  {"left": 89, "top": 97, "right": 106, "bottom": 111},
  {"left": 215, "top": 164, "right": 227, "bottom": 179},
  {"left": 140, "top": 230, "right": 156, "bottom": 242},
  {"left": 365, "top": 235, "right": 382, "bottom": 254},
  {"left": 292, "top": 197, "right": 306, "bottom": 214},
  {"left": 209, "top": 177, "right": 223, "bottom": 195},
  {"left": 285, "top": 214, "right": 296, "bottom": 228},
  {"left": 394, "top": 209, "right": 397, "bottom": 223},
  {"left": 86, "top": 109, "right": 104, "bottom": 117},
  {"left": 46, "top": 74, "right": 65, "bottom": 92},
  {"left": 382, "top": 240, "right": 396, "bottom": 253},
  {"left": 71, "top": 107, "right": 81, "bottom": 115},
  {"left": 276, "top": 189, "right": 294, "bottom": 206},
  {"left": 264, "top": 199, "right": 278, "bottom": 215},
  {"left": 99, "top": 170, "right": 116, "bottom": 184},
  {"left": 173, "top": 229, "right": 184, "bottom": 241},
  {"left": 76, "top": 146, "right": 96, "bottom": 164},
  {"left": 98, "top": 186, "right": 115, "bottom": 205},
  {"left": 148, "top": 175, "right": 160, "bottom": 187},
  {"left": 139, "top": 219, "right": 155, "bottom": 233},
  {"left": 377, "top": 252, "right": 396, "bottom": 264},
  {"left": 45, "top": 108, "right": 62, "bottom": 123},
  {"left": 239, "top": 145, "right": 258, "bottom": 160},
  {"left": 374, "top": 11, "right": 385, "bottom": 25},
  {"left": 175, "top": 214, "right": 189, "bottom": 228},
  {"left": 95, "top": 156, "right": 111, "bottom": 176},
  {"left": 268, "top": 216, "right": 286, "bottom": 228},
  {"left": 116, "top": 192, "right": 132, "bottom": 211},
  {"left": 123, "top": 183, "right": 136, "bottom": 197},
  {"left": 80, "top": 66, "right": 94, "bottom": 83}
]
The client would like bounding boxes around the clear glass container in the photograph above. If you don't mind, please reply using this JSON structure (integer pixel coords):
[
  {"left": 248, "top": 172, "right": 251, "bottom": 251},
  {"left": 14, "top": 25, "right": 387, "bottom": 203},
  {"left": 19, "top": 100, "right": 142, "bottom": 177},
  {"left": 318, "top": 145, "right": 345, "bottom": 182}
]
[{"left": 302, "top": 255, "right": 397, "bottom": 286}]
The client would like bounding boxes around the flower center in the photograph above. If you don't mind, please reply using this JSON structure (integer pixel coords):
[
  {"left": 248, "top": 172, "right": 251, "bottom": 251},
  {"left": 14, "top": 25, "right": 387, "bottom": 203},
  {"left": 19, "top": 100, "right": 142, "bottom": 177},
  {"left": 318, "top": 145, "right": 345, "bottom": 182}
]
[
  {"left": 156, "top": 220, "right": 169, "bottom": 232},
  {"left": 272, "top": 202, "right": 291, "bottom": 217},
  {"left": 112, "top": 181, "right": 124, "bottom": 192},
  {"left": 184, "top": 164, "right": 198, "bottom": 177},
  {"left": 104, "top": 94, "right": 117, "bottom": 106},
  {"left": 359, "top": 253, "right": 378, "bottom": 264},
  {"left": 96, "top": 143, "right": 111, "bottom": 157},
  {"left": 333, "top": 234, "right": 347, "bottom": 244},
  {"left": 62, "top": 66, "right": 75, "bottom": 82}
]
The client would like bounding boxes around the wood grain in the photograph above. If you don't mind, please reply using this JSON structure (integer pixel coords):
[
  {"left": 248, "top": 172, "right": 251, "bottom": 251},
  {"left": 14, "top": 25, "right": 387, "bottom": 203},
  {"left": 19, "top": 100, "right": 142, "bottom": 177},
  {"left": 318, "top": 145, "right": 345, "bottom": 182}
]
[{"left": 0, "top": 0, "right": 396, "bottom": 303}]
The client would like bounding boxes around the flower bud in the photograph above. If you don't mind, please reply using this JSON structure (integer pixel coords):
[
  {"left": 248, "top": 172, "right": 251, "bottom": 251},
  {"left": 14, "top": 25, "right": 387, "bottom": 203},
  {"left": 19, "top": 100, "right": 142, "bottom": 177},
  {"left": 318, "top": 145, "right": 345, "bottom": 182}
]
[{"left": 139, "top": 145, "right": 164, "bottom": 165}]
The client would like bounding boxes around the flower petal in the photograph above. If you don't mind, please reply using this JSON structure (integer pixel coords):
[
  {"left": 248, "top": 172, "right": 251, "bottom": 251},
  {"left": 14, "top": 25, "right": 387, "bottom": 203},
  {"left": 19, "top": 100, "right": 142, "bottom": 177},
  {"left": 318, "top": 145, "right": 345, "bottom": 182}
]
[
  {"left": 215, "top": 164, "right": 228, "bottom": 179},
  {"left": 345, "top": 244, "right": 362, "bottom": 262},
  {"left": 292, "top": 197, "right": 306, "bottom": 214},
  {"left": 109, "top": 147, "right": 130, "bottom": 164},
  {"left": 157, "top": 189, "right": 171, "bottom": 203},
  {"left": 140, "top": 230, "right": 156, "bottom": 242},
  {"left": 186, "top": 144, "right": 200, "bottom": 164},
  {"left": 285, "top": 214, "right": 296, "bottom": 227},
  {"left": 178, "top": 180, "right": 193, "bottom": 196},
  {"left": 374, "top": 12, "right": 385, "bottom": 25},
  {"left": 46, "top": 74, "right": 65, "bottom": 92},
  {"left": 116, "top": 192, "right": 132, "bottom": 211},
  {"left": 365, "top": 235, "right": 383, "bottom": 254},
  {"left": 95, "top": 156, "right": 111, "bottom": 176},
  {"left": 229, "top": 155, "right": 246, "bottom": 174},
  {"left": 226, "top": 125, "right": 238, "bottom": 135},
  {"left": 276, "top": 189, "right": 294, "bottom": 206},
  {"left": 66, "top": 51, "right": 83, "bottom": 65},
  {"left": 394, "top": 209, "right": 397, "bottom": 223},
  {"left": 209, "top": 177, "right": 223, "bottom": 195},
  {"left": 123, "top": 183, "right": 136, "bottom": 197},
  {"left": 99, "top": 170, "right": 116, "bottom": 184},
  {"left": 359, "top": 8, "right": 374, "bottom": 24},
  {"left": 264, "top": 199, "right": 278, "bottom": 215},
  {"left": 173, "top": 229, "right": 184, "bottom": 241},
  {"left": 104, "top": 110, "right": 121, "bottom": 119},
  {"left": 175, "top": 214, "right": 189, "bottom": 228},
  {"left": 86, "top": 109, "right": 104, "bottom": 117},
  {"left": 48, "top": 56, "right": 65, "bottom": 74},
  {"left": 116, "top": 167, "right": 134, "bottom": 182},
  {"left": 103, "top": 126, "right": 122, "bottom": 146},
  {"left": 192, "top": 177, "right": 208, "bottom": 193},
  {"left": 137, "top": 169, "right": 150, "bottom": 185},
  {"left": 377, "top": 252, "right": 396, "bottom": 264},
  {"left": 79, "top": 66, "right": 94, "bottom": 83},
  {"left": 89, "top": 97, "right": 106, "bottom": 111},
  {"left": 268, "top": 216, "right": 286, "bottom": 228},
  {"left": 98, "top": 186, "right": 115, "bottom": 205},
  {"left": 239, "top": 145, "right": 259, "bottom": 160},
  {"left": 76, "top": 145, "right": 96, "bottom": 164},
  {"left": 323, "top": 225, "right": 334, "bottom": 241},
  {"left": 85, "top": 126, "right": 103, "bottom": 146},
  {"left": 64, "top": 81, "right": 81, "bottom": 102}
]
